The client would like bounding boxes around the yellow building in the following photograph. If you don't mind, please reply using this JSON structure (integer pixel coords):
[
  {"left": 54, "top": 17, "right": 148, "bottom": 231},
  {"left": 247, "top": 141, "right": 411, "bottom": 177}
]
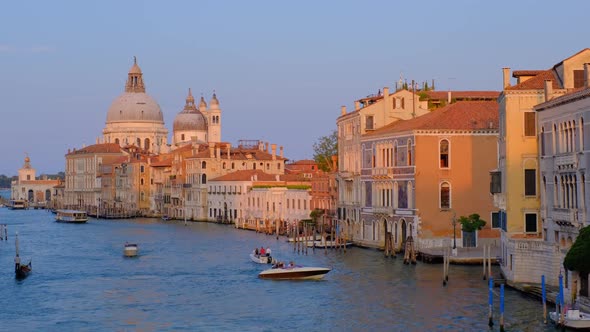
[{"left": 493, "top": 48, "right": 590, "bottom": 285}]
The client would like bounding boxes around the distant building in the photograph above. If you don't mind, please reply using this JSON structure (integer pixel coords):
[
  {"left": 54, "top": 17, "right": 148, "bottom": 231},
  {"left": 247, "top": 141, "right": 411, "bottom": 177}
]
[{"left": 11, "top": 155, "right": 61, "bottom": 207}]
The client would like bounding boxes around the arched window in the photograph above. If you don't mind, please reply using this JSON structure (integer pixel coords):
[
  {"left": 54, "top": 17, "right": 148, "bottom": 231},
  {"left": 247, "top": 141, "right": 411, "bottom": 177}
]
[
  {"left": 202, "top": 161, "right": 206, "bottom": 169},
  {"left": 144, "top": 138, "right": 150, "bottom": 150},
  {"left": 440, "top": 139, "right": 449, "bottom": 168},
  {"left": 581, "top": 118, "right": 585, "bottom": 151},
  {"left": 181, "top": 134, "right": 185, "bottom": 141},
  {"left": 232, "top": 162, "right": 235, "bottom": 169},
  {"left": 201, "top": 174, "right": 207, "bottom": 184},
  {"left": 140, "top": 178, "right": 144, "bottom": 185},
  {"left": 45, "top": 189, "right": 51, "bottom": 201},
  {"left": 115, "top": 138, "right": 120, "bottom": 145},
  {"left": 253, "top": 163, "right": 256, "bottom": 170},
  {"left": 440, "top": 182, "right": 450, "bottom": 209},
  {"left": 137, "top": 138, "right": 141, "bottom": 148},
  {"left": 278, "top": 163, "right": 281, "bottom": 170},
  {"left": 222, "top": 162, "right": 226, "bottom": 169}
]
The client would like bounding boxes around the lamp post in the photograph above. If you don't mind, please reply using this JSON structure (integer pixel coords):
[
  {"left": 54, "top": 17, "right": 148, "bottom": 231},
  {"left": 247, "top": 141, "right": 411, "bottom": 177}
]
[{"left": 452, "top": 211, "right": 457, "bottom": 256}]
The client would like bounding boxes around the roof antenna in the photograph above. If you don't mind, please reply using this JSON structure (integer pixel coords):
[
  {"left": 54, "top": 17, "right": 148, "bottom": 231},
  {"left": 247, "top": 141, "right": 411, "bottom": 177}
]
[{"left": 133, "top": 56, "right": 137, "bottom": 64}]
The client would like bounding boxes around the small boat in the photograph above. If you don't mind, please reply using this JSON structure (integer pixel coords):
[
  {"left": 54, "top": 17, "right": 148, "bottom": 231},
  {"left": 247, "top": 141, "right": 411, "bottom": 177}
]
[
  {"left": 550, "top": 309, "right": 590, "bottom": 329},
  {"left": 8, "top": 199, "right": 26, "bottom": 210},
  {"left": 250, "top": 252, "right": 272, "bottom": 264},
  {"left": 259, "top": 265, "right": 331, "bottom": 280},
  {"left": 307, "top": 239, "right": 354, "bottom": 248},
  {"left": 161, "top": 215, "right": 171, "bottom": 221},
  {"left": 124, "top": 243, "right": 138, "bottom": 257},
  {"left": 14, "top": 232, "right": 32, "bottom": 280},
  {"left": 287, "top": 234, "right": 321, "bottom": 243},
  {"left": 55, "top": 209, "right": 88, "bottom": 223}
]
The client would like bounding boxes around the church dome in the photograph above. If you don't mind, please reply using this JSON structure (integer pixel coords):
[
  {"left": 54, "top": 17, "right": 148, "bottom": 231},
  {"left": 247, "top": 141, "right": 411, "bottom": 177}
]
[
  {"left": 105, "top": 58, "right": 164, "bottom": 124},
  {"left": 173, "top": 89, "right": 208, "bottom": 132},
  {"left": 106, "top": 92, "right": 164, "bottom": 123}
]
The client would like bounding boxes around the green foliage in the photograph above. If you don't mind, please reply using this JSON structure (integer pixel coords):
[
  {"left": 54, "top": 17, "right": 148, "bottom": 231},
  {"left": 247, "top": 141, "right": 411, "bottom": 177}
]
[
  {"left": 418, "top": 92, "right": 429, "bottom": 101},
  {"left": 458, "top": 213, "right": 486, "bottom": 232},
  {"left": 309, "top": 209, "right": 324, "bottom": 222},
  {"left": 313, "top": 130, "right": 338, "bottom": 172},
  {"left": 564, "top": 226, "right": 590, "bottom": 274}
]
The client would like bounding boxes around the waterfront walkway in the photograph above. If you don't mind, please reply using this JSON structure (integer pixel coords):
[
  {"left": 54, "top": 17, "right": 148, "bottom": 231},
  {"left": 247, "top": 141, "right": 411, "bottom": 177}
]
[{"left": 419, "top": 245, "right": 500, "bottom": 264}]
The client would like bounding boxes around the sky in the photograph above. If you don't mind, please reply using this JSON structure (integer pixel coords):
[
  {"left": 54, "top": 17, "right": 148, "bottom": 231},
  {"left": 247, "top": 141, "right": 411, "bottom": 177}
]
[{"left": 0, "top": 0, "right": 588, "bottom": 176}]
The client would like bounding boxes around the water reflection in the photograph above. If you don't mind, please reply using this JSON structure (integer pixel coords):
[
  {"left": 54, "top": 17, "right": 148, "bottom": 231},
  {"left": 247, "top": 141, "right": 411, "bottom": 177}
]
[{"left": 0, "top": 209, "right": 555, "bottom": 331}]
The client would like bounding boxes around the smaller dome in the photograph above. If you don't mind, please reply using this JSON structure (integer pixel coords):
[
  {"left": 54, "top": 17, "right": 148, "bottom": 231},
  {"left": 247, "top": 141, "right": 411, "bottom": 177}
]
[
  {"left": 173, "top": 89, "right": 208, "bottom": 132},
  {"left": 173, "top": 112, "right": 208, "bottom": 132}
]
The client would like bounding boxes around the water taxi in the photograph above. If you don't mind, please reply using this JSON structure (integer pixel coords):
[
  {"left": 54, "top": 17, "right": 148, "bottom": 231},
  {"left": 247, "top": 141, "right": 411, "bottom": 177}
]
[
  {"left": 8, "top": 199, "right": 26, "bottom": 210},
  {"left": 259, "top": 264, "right": 331, "bottom": 280},
  {"left": 55, "top": 210, "right": 89, "bottom": 223}
]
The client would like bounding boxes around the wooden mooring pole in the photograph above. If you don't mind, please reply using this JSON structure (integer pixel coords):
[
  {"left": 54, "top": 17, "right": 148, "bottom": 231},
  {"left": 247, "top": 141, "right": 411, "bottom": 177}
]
[
  {"left": 500, "top": 284, "right": 505, "bottom": 332},
  {"left": 483, "top": 245, "right": 487, "bottom": 280},
  {"left": 542, "top": 275, "right": 547, "bottom": 324},
  {"left": 487, "top": 245, "right": 492, "bottom": 280},
  {"left": 488, "top": 277, "right": 494, "bottom": 327}
]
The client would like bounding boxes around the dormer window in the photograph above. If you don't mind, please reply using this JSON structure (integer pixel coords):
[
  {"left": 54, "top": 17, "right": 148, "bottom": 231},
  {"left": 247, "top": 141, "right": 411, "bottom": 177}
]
[{"left": 366, "top": 115, "right": 374, "bottom": 130}]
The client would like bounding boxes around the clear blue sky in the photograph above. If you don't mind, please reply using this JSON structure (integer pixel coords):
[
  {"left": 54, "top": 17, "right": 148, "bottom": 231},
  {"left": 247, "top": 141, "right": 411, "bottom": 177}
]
[{"left": 0, "top": 0, "right": 587, "bottom": 175}]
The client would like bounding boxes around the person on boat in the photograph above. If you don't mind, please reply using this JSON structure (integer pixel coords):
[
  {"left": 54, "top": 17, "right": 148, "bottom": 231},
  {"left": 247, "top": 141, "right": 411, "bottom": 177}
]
[
  {"left": 266, "top": 247, "right": 271, "bottom": 257},
  {"left": 14, "top": 254, "right": 20, "bottom": 272},
  {"left": 287, "top": 261, "right": 294, "bottom": 268},
  {"left": 260, "top": 247, "right": 266, "bottom": 256},
  {"left": 254, "top": 247, "right": 259, "bottom": 256}
]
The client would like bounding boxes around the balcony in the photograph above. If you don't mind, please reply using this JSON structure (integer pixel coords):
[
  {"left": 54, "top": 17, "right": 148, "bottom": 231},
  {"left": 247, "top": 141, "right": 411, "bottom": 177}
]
[
  {"left": 555, "top": 154, "right": 578, "bottom": 169},
  {"left": 552, "top": 208, "right": 578, "bottom": 226}
]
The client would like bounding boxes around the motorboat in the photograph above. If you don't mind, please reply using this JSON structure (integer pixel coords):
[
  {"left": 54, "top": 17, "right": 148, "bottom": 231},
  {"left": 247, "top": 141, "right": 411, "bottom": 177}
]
[
  {"left": 250, "top": 252, "right": 272, "bottom": 264},
  {"left": 550, "top": 309, "right": 590, "bottom": 329},
  {"left": 124, "top": 243, "right": 139, "bottom": 257},
  {"left": 259, "top": 265, "right": 331, "bottom": 280},
  {"left": 8, "top": 199, "right": 26, "bottom": 210},
  {"left": 55, "top": 209, "right": 88, "bottom": 223},
  {"left": 307, "top": 239, "right": 353, "bottom": 248},
  {"left": 161, "top": 215, "right": 171, "bottom": 221}
]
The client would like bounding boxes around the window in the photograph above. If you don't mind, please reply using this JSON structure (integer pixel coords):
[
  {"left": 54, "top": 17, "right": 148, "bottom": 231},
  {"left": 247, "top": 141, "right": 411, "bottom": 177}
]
[
  {"left": 202, "top": 161, "right": 206, "bottom": 169},
  {"left": 491, "top": 212, "right": 500, "bottom": 228},
  {"left": 140, "top": 165, "right": 145, "bottom": 173},
  {"left": 440, "top": 182, "right": 450, "bottom": 209},
  {"left": 440, "top": 139, "right": 449, "bottom": 168},
  {"left": 525, "top": 213, "right": 538, "bottom": 233},
  {"left": 574, "top": 70, "right": 585, "bottom": 89},
  {"left": 524, "top": 112, "right": 536, "bottom": 137},
  {"left": 181, "top": 134, "right": 185, "bottom": 141},
  {"left": 366, "top": 116, "right": 374, "bottom": 130},
  {"left": 524, "top": 169, "right": 536, "bottom": 196},
  {"left": 201, "top": 174, "right": 207, "bottom": 184},
  {"left": 490, "top": 171, "right": 501, "bottom": 194}
]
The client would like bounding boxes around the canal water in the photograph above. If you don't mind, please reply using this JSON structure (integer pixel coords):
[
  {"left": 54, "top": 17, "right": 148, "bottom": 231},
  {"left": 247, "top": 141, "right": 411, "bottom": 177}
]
[{"left": 0, "top": 208, "right": 556, "bottom": 331}]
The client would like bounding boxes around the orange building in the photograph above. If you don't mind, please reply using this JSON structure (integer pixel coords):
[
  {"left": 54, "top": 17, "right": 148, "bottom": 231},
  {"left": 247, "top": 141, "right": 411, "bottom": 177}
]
[{"left": 358, "top": 101, "right": 499, "bottom": 250}]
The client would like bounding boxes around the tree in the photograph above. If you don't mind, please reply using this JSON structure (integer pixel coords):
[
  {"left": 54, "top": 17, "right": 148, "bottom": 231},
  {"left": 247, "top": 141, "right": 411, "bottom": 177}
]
[
  {"left": 458, "top": 213, "right": 486, "bottom": 232},
  {"left": 313, "top": 130, "right": 338, "bottom": 172},
  {"left": 564, "top": 226, "right": 590, "bottom": 274}
]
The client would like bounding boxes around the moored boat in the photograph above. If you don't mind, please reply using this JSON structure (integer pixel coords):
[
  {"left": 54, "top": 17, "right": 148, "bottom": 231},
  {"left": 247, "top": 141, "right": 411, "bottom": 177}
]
[
  {"left": 307, "top": 239, "right": 354, "bottom": 248},
  {"left": 8, "top": 199, "right": 26, "bottom": 210},
  {"left": 259, "top": 265, "right": 331, "bottom": 280},
  {"left": 55, "top": 209, "right": 88, "bottom": 223},
  {"left": 124, "top": 243, "right": 138, "bottom": 257},
  {"left": 550, "top": 309, "right": 590, "bottom": 329}
]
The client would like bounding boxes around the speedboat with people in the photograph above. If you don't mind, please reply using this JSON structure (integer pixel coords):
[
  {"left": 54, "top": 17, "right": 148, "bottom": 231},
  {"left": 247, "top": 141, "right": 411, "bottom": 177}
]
[
  {"left": 550, "top": 309, "right": 590, "bottom": 329},
  {"left": 258, "top": 262, "right": 331, "bottom": 280},
  {"left": 250, "top": 247, "right": 273, "bottom": 264}
]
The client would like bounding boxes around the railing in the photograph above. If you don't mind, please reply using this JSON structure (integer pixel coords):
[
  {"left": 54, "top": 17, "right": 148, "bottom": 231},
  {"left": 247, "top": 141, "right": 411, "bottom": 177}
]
[
  {"left": 552, "top": 208, "right": 577, "bottom": 223},
  {"left": 555, "top": 154, "right": 578, "bottom": 168}
]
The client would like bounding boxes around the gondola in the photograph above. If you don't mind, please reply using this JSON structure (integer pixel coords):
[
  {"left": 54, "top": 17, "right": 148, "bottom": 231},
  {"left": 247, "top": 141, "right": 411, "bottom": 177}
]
[{"left": 14, "top": 232, "right": 32, "bottom": 280}]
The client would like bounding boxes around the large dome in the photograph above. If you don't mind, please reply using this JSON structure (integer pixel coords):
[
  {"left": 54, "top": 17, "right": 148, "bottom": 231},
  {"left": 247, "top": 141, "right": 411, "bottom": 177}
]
[{"left": 106, "top": 92, "right": 164, "bottom": 123}]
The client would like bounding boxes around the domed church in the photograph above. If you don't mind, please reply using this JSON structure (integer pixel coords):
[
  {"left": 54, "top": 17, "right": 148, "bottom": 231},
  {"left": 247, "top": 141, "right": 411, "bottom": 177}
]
[
  {"left": 172, "top": 89, "right": 221, "bottom": 146},
  {"left": 103, "top": 58, "right": 169, "bottom": 153}
]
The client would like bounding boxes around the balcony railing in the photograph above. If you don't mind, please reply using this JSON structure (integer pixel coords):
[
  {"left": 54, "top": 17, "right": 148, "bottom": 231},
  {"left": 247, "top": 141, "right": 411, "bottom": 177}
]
[{"left": 555, "top": 154, "right": 578, "bottom": 168}]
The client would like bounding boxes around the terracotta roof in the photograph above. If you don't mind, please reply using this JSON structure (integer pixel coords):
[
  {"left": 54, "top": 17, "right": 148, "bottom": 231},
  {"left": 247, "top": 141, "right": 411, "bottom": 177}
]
[
  {"left": 506, "top": 70, "right": 560, "bottom": 90},
  {"left": 535, "top": 87, "right": 590, "bottom": 111},
  {"left": 287, "top": 159, "right": 316, "bottom": 165},
  {"left": 150, "top": 159, "right": 172, "bottom": 167},
  {"left": 422, "top": 91, "right": 500, "bottom": 100},
  {"left": 512, "top": 70, "right": 545, "bottom": 77},
  {"left": 364, "top": 101, "right": 498, "bottom": 136},
  {"left": 67, "top": 143, "right": 123, "bottom": 155}
]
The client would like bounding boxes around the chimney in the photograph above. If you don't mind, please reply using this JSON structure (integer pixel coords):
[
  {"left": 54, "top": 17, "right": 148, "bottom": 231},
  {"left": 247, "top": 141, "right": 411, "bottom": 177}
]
[
  {"left": 585, "top": 63, "right": 590, "bottom": 88},
  {"left": 383, "top": 87, "right": 389, "bottom": 97},
  {"left": 354, "top": 101, "right": 360, "bottom": 111},
  {"left": 447, "top": 91, "right": 451, "bottom": 104},
  {"left": 544, "top": 80, "right": 553, "bottom": 102},
  {"left": 341, "top": 105, "right": 346, "bottom": 115},
  {"left": 227, "top": 143, "right": 231, "bottom": 160},
  {"left": 502, "top": 67, "right": 511, "bottom": 89},
  {"left": 265, "top": 142, "right": 269, "bottom": 153},
  {"left": 271, "top": 144, "right": 277, "bottom": 160},
  {"left": 279, "top": 146, "right": 284, "bottom": 158}
]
